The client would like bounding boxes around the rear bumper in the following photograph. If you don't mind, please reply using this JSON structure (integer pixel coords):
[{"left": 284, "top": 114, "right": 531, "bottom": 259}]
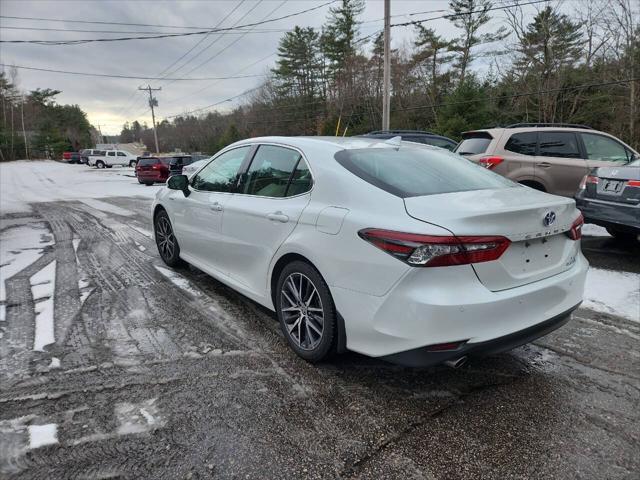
[
  {"left": 331, "top": 253, "right": 588, "bottom": 361},
  {"left": 137, "top": 171, "right": 168, "bottom": 182},
  {"left": 575, "top": 194, "right": 640, "bottom": 232},
  {"left": 381, "top": 303, "right": 578, "bottom": 366}
]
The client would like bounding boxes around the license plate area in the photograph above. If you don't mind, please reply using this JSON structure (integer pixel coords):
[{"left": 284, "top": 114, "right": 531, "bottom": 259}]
[
  {"left": 508, "top": 234, "right": 567, "bottom": 275},
  {"left": 601, "top": 179, "right": 623, "bottom": 194}
]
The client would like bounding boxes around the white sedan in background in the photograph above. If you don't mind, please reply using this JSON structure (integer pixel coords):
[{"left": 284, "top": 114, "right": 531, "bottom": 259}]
[{"left": 151, "top": 136, "right": 588, "bottom": 367}]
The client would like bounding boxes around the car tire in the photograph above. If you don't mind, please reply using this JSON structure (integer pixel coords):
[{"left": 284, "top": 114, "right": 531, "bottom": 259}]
[
  {"left": 106, "top": 165, "right": 113, "bottom": 168},
  {"left": 144, "top": 182, "right": 154, "bottom": 186},
  {"left": 138, "top": 178, "right": 145, "bottom": 184},
  {"left": 275, "top": 261, "right": 337, "bottom": 363},
  {"left": 96, "top": 160, "right": 105, "bottom": 169},
  {"left": 154, "top": 210, "right": 184, "bottom": 267},
  {"left": 606, "top": 227, "right": 638, "bottom": 243},
  {"left": 129, "top": 160, "right": 137, "bottom": 168}
]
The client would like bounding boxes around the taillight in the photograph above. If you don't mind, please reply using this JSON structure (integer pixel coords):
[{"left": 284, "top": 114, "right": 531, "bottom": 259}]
[
  {"left": 478, "top": 156, "right": 504, "bottom": 169},
  {"left": 152, "top": 162, "right": 162, "bottom": 170},
  {"left": 358, "top": 229, "right": 511, "bottom": 267},
  {"left": 579, "top": 175, "right": 599, "bottom": 189},
  {"left": 627, "top": 180, "right": 640, "bottom": 188},
  {"left": 567, "top": 213, "right": 584, "bottom": 241}
]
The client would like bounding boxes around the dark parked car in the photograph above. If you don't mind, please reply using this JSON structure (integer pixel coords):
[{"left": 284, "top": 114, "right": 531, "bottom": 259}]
[
  {"left": 575, "top": 158, "right": 640, "bottom": 241},
  {"left": 167, "top": 155, "right": 195, "bottom": 176},
  {"left": 135, "top": 157, "right": 171, "bottom": 185},
  {"left": 62, "top": 151, "right": 81, "bottom": 164},
  {"left": 359, "top": 130, "right": 458, "bottom": 151}
]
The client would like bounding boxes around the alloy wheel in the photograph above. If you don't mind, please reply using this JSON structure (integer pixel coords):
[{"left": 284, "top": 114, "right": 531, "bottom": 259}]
[
  {"left": 155, "top": 216, "right": 176, "bottom": 260},
  {"left": 280, "top": 273, "right": 324, "bottom": 350}
]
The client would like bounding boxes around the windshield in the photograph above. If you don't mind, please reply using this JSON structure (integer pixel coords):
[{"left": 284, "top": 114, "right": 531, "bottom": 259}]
[{"left": 335, "top": 146, "right": 516, "bottom": 198}]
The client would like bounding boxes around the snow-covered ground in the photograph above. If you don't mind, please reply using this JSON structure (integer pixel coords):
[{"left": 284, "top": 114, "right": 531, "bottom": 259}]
[
  {"left": 0, "top": 160, "right": 161, "bottom": 214},
  {"left": 584, "top": 267, "right": 639, "bottom": 322}
]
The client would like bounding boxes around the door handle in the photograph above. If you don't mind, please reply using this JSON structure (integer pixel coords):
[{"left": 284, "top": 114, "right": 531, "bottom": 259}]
[
  {"left": 210, "top": 202, "right": 223, "bottom": 212},
  {"left": 536, "top": 162, "right": 552, "bottom": 168},
  {"left": 267, "top": 211, "right": 289, "bottom": 223}
]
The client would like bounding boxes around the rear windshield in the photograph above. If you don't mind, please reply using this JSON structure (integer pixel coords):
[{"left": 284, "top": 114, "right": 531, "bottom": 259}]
[
  {"left": 335, "top": 147, "right": 515, "bottom": 198},
  {"left": 138, "top": 157, "right": 164, "bottom": 167},
  {"left": 455, "top": 133, "right": 492, "bottom": 155}
]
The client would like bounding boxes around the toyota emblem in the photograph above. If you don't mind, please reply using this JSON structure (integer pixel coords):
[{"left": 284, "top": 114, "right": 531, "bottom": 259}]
[{"left": 543, "top": 211, "right": 556, "bottom": 227}]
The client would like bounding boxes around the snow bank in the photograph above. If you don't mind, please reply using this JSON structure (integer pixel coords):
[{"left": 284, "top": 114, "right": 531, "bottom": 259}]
[{"left": 584, "top": 267, "right": 640, "bottom": 323}]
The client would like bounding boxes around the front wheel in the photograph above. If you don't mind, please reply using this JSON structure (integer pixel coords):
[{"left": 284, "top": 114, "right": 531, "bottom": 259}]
[
  {"left": 96, "top": 160, "right": 105, "bottom": 169},
  {"left": 275, "top": 261, "right": 337, "bottom": 362},
  {"left": 154, "top": 210, "right": 184, "bottom": 267}
]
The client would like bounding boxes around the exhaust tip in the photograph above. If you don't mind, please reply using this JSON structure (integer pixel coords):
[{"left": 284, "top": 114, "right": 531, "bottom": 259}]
[{"left": 443, "top": 356, "right": 467, "bottom": 369}]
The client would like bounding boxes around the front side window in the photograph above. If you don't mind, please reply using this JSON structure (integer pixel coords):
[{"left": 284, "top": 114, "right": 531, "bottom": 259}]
[
  {"left": 336, "top": 146, "right": 515, "bottom": 198},
  {"left": 192, "top": 146, "right": 249, "bottom": 193},
  {"left": 505, "top": 132, "right": 537, "bottom": 156},
  {"left": 538, "top": 132, "right": 581, "bottom": 159},
  {"left": 241, "top": 145, "right": 306, "bottom": 197},
  {"left": 580, "top": 133, "right": 629, "bottom": 162},
  {"left": 117, "top": 151, "right": 126, "bottom": 157}
]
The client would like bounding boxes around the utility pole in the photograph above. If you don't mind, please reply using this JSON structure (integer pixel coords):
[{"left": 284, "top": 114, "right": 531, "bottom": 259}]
[
  {"left": 382, "top": 0, "right": 391, "bottom": 131},
  {"left": 139, "top": 84, "right": 161, "bottom": 153}
]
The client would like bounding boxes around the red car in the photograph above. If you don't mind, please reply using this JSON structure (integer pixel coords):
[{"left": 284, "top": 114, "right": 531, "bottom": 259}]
[
  {"left": 135, "top": 157, "right": 171, "bottom": 185},
  {"left": 62, "top": 151, "right": 81, "bottom": 164}
]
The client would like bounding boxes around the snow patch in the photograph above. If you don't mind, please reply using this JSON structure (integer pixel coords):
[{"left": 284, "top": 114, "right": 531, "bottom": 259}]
[
  {"left": 28, "top": 424, "right": 58, "bottom": 449},
  {"left": 584, "top": 267, "right": 640, "bottom": 322},
  {"left": 115, "top": 398, "right": 165, "bottom": 436},
  {"left": 30, "top": 260, "right": 57, "bottom": 351},
  {"left": 155, "top": 265, "right": 201, "bottom": 297},
  {"left": 0, "top": 222, "right": 53, "bottom": 304},
  {"left": 581, "top": 224, "right": 611, "bottom": 237},
  {"left": 130, "top": 225, "right": 153, "bottom": 238},
  {"left": 80, "top": 198, "right": 134, "bottom": 217}
]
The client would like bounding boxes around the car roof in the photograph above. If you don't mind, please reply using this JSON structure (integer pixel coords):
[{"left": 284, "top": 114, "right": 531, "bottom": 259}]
[{"left": 231, "top": 135, "right": 444, "bottom": 152}]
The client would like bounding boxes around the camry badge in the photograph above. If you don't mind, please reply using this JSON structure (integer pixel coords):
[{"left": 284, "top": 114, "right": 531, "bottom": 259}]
[{"left": 543, "top": 211, "right": 556, "bottom": 227}]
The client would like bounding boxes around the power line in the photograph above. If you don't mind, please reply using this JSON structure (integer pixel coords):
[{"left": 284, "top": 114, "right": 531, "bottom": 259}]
[
  {"left": 0, "top": 1, "right": 337, "bottom": 45},
  {"left": 164, "top": 85, "right": 265, "bottom": 119},
  {"left": 0, "top": 25, "right": 287, "bottom": 35},
  {"left": 155, "top": 0, "right": 248, "bottom": 81},
  {"left": 161, "top": 0, "right": 264, "bottom": 82},
  {"left": 0, "top": 63, "right": 267, "bottom": 81},
  {"left": 390, "top": 0, "right": 551, "bottom": 28}
]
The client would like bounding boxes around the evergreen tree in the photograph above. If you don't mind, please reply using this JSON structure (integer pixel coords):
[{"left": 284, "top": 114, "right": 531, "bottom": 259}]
[{"left": 448, "top": 0, "right": 507, "bottom": 85}]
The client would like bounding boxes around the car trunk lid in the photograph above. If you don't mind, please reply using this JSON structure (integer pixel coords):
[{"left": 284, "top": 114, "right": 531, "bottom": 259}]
[
  {"left": 404, "top": 187, "right": 580, "bottom": 291},
  {"left": 583, "top": 165, "right": 640, "bottom": 205}
]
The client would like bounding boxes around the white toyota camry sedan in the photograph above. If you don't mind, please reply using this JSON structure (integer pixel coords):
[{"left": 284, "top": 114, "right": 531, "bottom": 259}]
[{"left": 151, "top": 136, "right": 588, "bottom": 367}]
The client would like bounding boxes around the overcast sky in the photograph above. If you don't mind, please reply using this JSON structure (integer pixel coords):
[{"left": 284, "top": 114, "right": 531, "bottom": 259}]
[{"left": 1, "top": 0, "right": 557, "bottom": 135}]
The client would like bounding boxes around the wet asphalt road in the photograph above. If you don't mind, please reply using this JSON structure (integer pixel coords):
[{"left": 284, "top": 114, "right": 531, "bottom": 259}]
[{"left": 0, "top": 194, "right": 639, "bottom": 479}]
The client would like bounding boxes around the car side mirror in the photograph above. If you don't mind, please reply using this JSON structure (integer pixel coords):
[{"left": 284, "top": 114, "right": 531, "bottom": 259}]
[{"left": 167, "top": 174, "right": 190, "bottom": 197}]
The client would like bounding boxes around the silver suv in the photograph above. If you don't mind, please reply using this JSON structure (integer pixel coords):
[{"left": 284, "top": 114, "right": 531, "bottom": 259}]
[{"left": 455, "top": 123, "right": 638, "bottom": 197}]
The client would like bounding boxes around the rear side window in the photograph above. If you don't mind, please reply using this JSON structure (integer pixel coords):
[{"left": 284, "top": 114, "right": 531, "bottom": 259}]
[
  {"left": 455, "top": 133, "right": 492, "bottom": 155},
  {"left": 117, "top": 151, "right": 126, "bottom": 157},
  {"left": 242, "top": 145, "right": 305, "bottom": 197},
  {"left": 580, "top": 133, "right": 630, "bottom": 162},
  {"left": 538, "top": 132, "right": 581, "bottom": 158},
  {"left": 505, "top": 132, "right": 537, "bottom": 156},
  {"left": 335, "top": 147, "right": 515, "bottom": 198}
]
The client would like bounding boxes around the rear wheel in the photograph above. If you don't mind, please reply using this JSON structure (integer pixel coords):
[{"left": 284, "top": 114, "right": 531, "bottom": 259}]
[
  {"left": 138, "top": 178, "right": 145, "bottom": 184},
  {"left": 275, "top": 261, "right": 337, "bottom": 362},
  {"left": 96, "top": 160, "right": 105, "bottom": 169},
  {"left": 154, "top": 210, "right": 184, "bottom": 267},
  {"left": 144, "top": 182, "right": 154, "bottom": 186},
  {"left": 129, "top": 160, "right": 137, "bottom": 168}
]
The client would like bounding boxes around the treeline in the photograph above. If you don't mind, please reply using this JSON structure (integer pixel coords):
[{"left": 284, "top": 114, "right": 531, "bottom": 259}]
[
  {"left": 123, "top": 0, "right": 639, "bottom": 153},
  {"left": 124, "top": 0, "right": 638, "bottom": 153},
  {"left": 0, "top": 72, "right": 94, "bottom": 161}
]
